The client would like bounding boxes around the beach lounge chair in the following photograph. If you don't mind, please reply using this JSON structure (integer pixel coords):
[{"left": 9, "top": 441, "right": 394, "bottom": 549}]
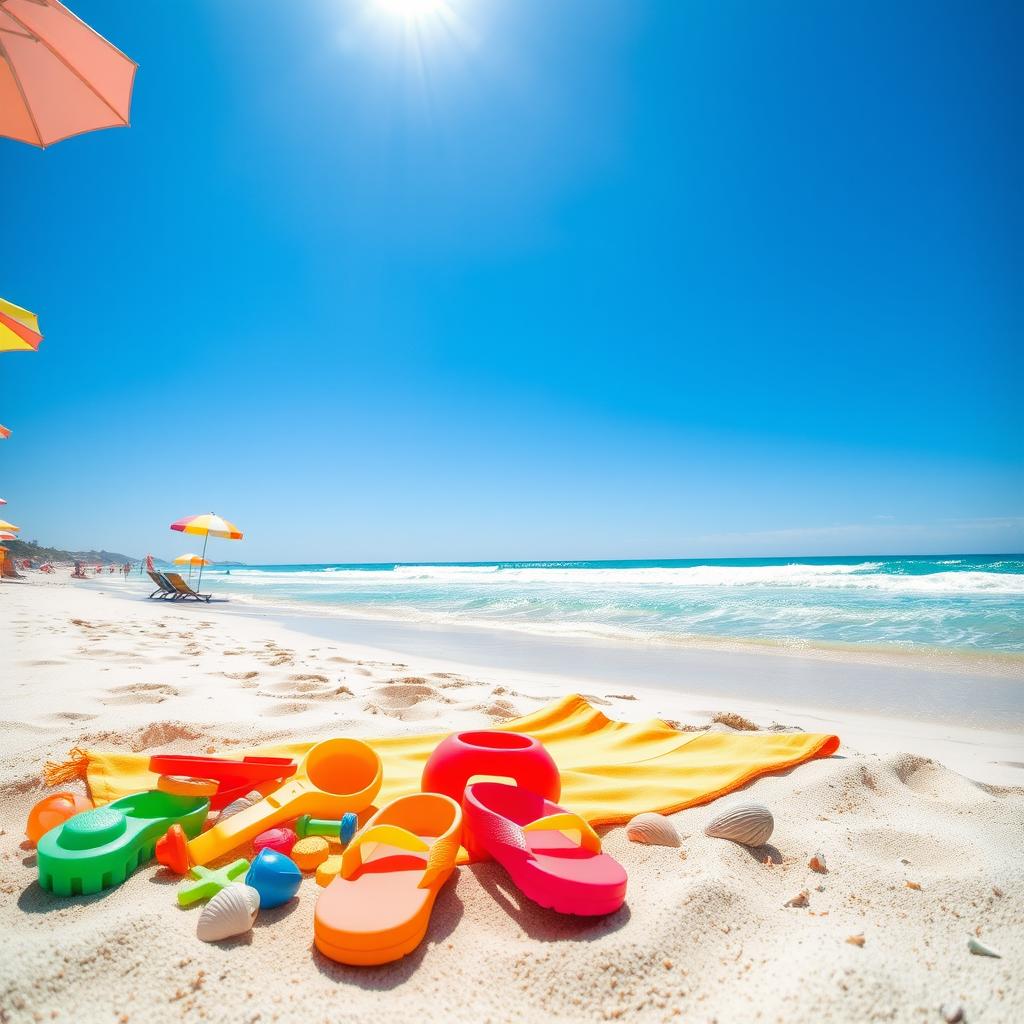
[
  {"left": 147, "top": 570, "right": 180, "bottom": 599},
  {"left": 164, "top": 571, "right": 212, "bottom": 602}
]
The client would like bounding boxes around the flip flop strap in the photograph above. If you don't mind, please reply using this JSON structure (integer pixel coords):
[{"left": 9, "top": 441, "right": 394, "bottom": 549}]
[
  {"left": 341, "top": 824, "right": 429, "bottom": 879},
  {"left": 340, "top": 823, "right": 459, "bottom": 889},
  {"left": 523, "top": 812, "right": 601, "bottom": 853}
]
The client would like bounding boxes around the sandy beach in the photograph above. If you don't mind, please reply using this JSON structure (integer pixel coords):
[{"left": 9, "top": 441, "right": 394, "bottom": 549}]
[{"left": 1, "top": 576, "right": 1021, "bottom": 1023}]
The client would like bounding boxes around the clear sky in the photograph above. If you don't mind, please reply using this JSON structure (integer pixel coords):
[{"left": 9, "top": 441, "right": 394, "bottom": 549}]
[{"left": 2, "top": 0, "right": 1021, "bottom": 562}]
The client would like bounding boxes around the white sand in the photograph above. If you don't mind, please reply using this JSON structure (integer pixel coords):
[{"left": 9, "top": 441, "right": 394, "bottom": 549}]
[{"left": 1, "top": 577, "right": 1021, "bottom": 1023}]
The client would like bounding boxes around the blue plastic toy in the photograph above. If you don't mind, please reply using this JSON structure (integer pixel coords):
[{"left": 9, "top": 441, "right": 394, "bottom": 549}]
[{"left": 245, "top": 848, "right": 301, "bottom": 909}]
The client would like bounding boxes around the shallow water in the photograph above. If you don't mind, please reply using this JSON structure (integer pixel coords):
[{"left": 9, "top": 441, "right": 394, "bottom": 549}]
[{"left": 184, "top": 555, "right": 1024, "bottom": 655}]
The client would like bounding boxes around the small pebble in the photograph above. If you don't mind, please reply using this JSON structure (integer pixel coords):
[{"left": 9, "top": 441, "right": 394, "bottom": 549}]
[
  {"left": 784, "top": 890, "right": 809, "bottom": 908},
  {"left": 808, "top": 854, "right": 828, "bottom": 874},
  {"left": 939, "top": 1003, "right": 964, "bottom": 1023},
  {"left": 906, "top": 880, "right": 922, "bottom": 891},
  {"left": 846, "top": 934, "right": 865, "bottom": 947}
]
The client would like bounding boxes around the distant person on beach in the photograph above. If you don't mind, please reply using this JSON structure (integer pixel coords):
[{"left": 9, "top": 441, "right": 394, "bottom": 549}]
[{"left": 71, "top": 561, "right": 87, "bottom": 579}]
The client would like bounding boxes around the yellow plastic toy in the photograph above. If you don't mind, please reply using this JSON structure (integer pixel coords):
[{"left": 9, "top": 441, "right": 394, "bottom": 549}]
[{"left": 185, "top": 739, "right": 382, "bottom": 867}]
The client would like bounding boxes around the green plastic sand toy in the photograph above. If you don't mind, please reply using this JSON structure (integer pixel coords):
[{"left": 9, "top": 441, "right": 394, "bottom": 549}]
[{"left": 37, "top": 791, "right": 209, "bottom": 897}]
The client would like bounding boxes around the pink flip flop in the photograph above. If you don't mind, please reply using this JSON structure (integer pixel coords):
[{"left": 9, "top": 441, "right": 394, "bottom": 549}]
[{"left": 462, "top": 782, "right": 626, "bottom": 916}]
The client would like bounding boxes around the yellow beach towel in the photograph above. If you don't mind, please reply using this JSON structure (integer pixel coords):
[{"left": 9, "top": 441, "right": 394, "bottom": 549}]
[{"left": 49, "top": 694, "right": 840, "bottom": 826}]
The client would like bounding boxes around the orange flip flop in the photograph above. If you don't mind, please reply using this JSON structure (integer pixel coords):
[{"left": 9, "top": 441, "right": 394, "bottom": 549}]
[{"left": 313, "top": 793, "right": 461, "bottom": 966}]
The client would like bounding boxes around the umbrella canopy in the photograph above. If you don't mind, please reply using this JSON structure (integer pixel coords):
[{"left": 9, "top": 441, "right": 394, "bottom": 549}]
[
  {"left": 0, "top": 531, "right": 16, "bottom": 540},
  {"left": 171, "top": 514, "right": 243, "bottom": 540},
  {"left": 0, "top": 497, "right": 6, "bottom": 504},
  {"left": 0, "top": 0, "right": 137, "bottom": 148},
  {"left": 0, "top": 425, "right": 10, "bottom": 439},
  {"left": 169, "top": 514, "right": 242, "bottom": 590},
  {"left": 0, "top": 519, "right": 19, "bottom": 531},
  {"left": 173, "top": 553, "right": 211, "bottom": 566},
  {"left": 0, "top": 297, "right": 42, "bottom": 352}
]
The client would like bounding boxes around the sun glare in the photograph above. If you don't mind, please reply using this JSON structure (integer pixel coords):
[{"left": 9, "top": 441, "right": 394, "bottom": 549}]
[{"left": 375, "top": 0, "right": 447, "bottom": 20}]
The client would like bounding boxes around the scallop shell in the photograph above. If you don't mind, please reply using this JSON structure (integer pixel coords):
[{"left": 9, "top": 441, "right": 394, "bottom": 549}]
[
  {"left": 196, "top": 884, "right": 260, "bottom": 942},
  {"left": 626, "top": 813, "right": 680, "bottom": 847},
  {"left": 218, "top": 791, "right": 263, "bottom": 821},
  {"left": 704, "top": 803, "right": 774, "bottom": 847}
]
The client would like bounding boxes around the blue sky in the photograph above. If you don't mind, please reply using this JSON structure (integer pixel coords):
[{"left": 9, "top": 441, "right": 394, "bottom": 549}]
[{"left": 2, "top": 0, "right": 1021, "bottom": 562}]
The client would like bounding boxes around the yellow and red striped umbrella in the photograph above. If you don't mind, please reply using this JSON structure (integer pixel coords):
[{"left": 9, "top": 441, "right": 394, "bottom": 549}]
[
  {"left": 170, "top": 513, "right": 243, "bottom": 540},
  {"left": 169, "top": 513, "right": 243, "bottom": 590},
  {"left": 0, "top": 297, "right": 42, "bottom": 352},
  {"left": 0, "top": 519, "right": 20, "bottom": 532}
]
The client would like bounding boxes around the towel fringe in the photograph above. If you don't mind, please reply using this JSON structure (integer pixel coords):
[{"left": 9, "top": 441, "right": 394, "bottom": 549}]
[{"left": 43, "top": 747, "right": 90, "bottom": 787}]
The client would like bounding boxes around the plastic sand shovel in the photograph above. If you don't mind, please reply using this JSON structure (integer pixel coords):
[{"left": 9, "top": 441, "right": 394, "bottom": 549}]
[
  {"left": 148, "top": 754, "right": 297, "bottom": 810},
  {"left": 185, "top": 739, "right": 382, "bottom": 867},
  {"left": 462, "top": 782, "right": 626, "bottom": 916},
  {"left": 37, "top": 791, "right": 209, "bottom": 897},
  {"left": 314, "top": 793, "right": 462, "bottom": 966}
]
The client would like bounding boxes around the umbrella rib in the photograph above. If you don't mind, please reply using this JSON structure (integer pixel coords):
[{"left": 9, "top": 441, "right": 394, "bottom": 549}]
[
  {"left": 0, "top": 37, "right": 43, "bottom": 146},
  {"left": 0, "top": 2, "right": 135, "bottom": 131}
]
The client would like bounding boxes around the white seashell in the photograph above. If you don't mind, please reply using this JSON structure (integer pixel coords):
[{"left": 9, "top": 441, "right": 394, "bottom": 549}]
[
  {"left": 967, "top": 935, "right": 1001, "bottom": 959},
  {"left": 218, "top": 791, "right": 263, "bottom": 821},
  {"left": 626, "top": 813, "right": 680, "bottom": 847},
  {"left": 196, "top": 884, "right": 260, "bottom": 942},
  {"left": 704, "top": 803, "right": 774, "bottom": 847}
]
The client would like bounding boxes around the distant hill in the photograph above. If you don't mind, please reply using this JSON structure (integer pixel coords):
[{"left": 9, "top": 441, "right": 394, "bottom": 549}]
[{"left": 2, "top": 539, "right": 139, "bottom": 565}]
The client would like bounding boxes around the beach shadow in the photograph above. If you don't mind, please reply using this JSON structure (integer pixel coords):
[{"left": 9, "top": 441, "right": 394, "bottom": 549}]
[
  {"left": 468, "top": 862, "right": 631, "bottom": 941},
  {"left": 17, "top": 880, "right": 114, "bottom": 914},
  {"left": 254, "top": 897, "right": 300, "bottom": 926},
  {"left": 311, "top": 872, "right": 465, "bottom": 989},
  {"left": 740, "top": 842, "right": 783, "bottom": 865}
]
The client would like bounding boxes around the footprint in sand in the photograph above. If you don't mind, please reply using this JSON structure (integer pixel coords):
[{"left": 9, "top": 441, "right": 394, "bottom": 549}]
[
  {"left": 259, "top": 675, "right": 352, "bottom": 701},
  {"left": 45, "top": 710, "right": 99, "bottom": 723},
  {"left": 222, "top": 670, "right": 260, "bottom": 681},
  {"left": 262, "top": 700, "right": 314, "bottom": 717},
  {"left": 364, "top": 680, "right": 452, "bottom": 720},
  {"left": 103, "top": 682, "right": 180, "bottom": 705}
]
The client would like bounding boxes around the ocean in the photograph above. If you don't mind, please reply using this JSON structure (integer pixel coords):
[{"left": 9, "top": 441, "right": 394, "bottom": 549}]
[{"left": 190, "top": 555, "right": 1024, "bottom": 656}]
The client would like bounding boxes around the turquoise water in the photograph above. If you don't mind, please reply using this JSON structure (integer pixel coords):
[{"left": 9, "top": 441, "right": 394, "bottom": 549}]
[{"left": 193, "top": 555, "right": 1024, "bottom": 654}]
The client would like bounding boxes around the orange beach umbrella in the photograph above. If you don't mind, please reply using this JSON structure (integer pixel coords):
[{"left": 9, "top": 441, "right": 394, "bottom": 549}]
[
  {"left": 169, "top": 514, "right": 242, "bottom": 591},
  {"left": 0, "top": 0, "right": 137, "bottom": 148},
  {"left": 0, "top": 297, "right": 42, "bottom": 352},
  {"left": 173, "top": 552, "right": 211, "bottom": 581},
  {"left": 0, "top": 425, "right": 10, "bottom": 439}
]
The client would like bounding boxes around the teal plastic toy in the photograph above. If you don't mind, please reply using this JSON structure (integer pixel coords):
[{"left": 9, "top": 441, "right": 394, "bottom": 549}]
[
  {"left": 37, "top": 791, "right": 209, "bottom": 897},
  {"left": 177, "top": 858, "right": 250, "bottom": 907},
  {"left": 295, "top": 812, "right": 358, "bottom": 845}
]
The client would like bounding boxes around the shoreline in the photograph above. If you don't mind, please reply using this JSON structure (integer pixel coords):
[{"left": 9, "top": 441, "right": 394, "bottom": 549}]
[
  {"left": 15, "top": 574, "right": 1024, "bottom": 783},
  {"left": 219, "top": 587, "right": 1024, "bottom": 678}
]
